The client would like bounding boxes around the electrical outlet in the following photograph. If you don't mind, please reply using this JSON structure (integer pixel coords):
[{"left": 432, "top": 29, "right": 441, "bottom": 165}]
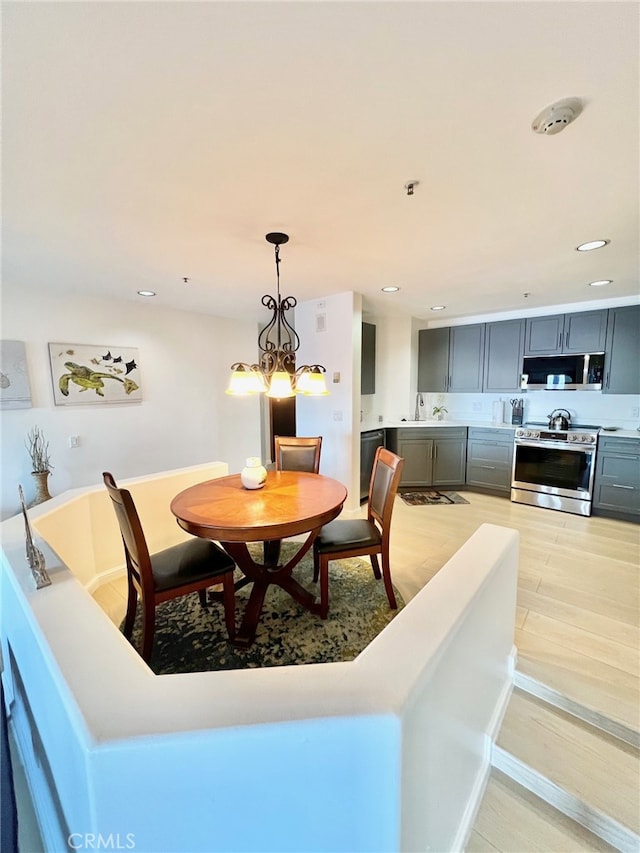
[
  {"left": 632, "top": 407, "right": 639, "bottom": 418},
  {"left": 68, "top": 435, "right": 80, "bottom": 448},
  {"left": 472, "top": 402, "right": 482, "bottom": 412},
  {"left": 333, "top": 410, "right": 343, "bottom": 422}
]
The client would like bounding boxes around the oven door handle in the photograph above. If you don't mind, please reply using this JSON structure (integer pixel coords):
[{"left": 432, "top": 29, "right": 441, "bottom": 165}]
[{"left": 514, "top": 439, "right": 595, "bottom": 452}]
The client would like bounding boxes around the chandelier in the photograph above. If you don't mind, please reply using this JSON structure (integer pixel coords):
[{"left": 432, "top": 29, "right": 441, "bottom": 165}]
[{"left": 226, "top": 232, "right": 329, "bottom": 398}]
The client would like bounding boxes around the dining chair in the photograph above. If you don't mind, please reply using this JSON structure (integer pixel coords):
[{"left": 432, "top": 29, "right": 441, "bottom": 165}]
[
  {"left": 274, "top": 435, "right": 322, "bottom": 474},
  {"left": 312, "top": 447, "right": 404, "bottom": 619},
  {"left": 103, "top": 472, "right": 236, "bottom": 662}
]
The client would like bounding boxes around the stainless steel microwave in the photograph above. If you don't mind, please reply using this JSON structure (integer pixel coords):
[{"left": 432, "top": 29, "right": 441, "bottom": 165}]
[{"left": 521, "top": 353, "right": 605, "bottom": 390}]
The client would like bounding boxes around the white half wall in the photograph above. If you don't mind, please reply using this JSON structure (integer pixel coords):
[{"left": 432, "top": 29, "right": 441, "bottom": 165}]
[
  {"left": 0, "top": 284, "right": 262, "bottom": 518},
  {"left": 1, "top": 466, "right": 518, "bottom": 853}
]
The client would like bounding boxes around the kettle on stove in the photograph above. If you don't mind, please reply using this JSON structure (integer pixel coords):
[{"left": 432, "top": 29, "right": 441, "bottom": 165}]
[{"left": 547, "top": 409, "right": 572, "bottom": 430}]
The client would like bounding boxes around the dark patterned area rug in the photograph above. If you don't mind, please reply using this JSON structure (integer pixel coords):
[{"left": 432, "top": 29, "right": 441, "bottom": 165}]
[
  {"left": 400, "top": 490, "right": 470, "bottom": 506},
  {"left": 126, "top": 542, "right": 405, "bottom": 674}
]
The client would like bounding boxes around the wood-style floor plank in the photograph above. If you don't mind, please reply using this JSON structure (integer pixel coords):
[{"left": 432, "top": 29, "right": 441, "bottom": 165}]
[
  {"left": 471, "top": 771, "right": 619, "bottom": 852},
  {"left": 497, "top": 690, "right": 640, "bottom": 833},
  {"left": 518, "top": 586, "right": 640, "bottom": 649}
]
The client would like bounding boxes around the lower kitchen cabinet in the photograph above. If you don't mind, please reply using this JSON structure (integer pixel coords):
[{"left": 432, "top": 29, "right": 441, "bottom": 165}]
[
  {"left": 388, "top": 428, "right": 467, "bottom": 488},
  {"left": 466, "top": 427, "right": 515, "bottom": 494},
  {"left": 593, "top": 435, "right": 640, "bottom": 520}
]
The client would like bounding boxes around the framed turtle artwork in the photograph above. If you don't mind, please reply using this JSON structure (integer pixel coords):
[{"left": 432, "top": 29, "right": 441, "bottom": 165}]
[{"left": 48, "top": 343, "right": 142, "bottom": 406}]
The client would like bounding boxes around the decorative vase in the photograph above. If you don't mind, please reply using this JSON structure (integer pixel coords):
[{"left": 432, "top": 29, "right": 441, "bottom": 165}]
[
  {"left": 241, "top": 457, "right": 267, "bottom": 490},
  {"left": 31, "top": 471, "right": 52, "bottom": 505}
]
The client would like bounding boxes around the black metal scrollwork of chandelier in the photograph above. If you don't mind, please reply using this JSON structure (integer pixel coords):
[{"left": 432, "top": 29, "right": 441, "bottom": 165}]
[{"left": 226, "top": 232, "right": 328, "bottom": 398}]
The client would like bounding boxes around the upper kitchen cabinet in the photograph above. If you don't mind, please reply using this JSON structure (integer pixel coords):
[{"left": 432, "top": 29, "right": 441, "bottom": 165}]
[
  {"left": 361, "top": 322, "right": 376, "bottom": 395},
  {"left": 418, "top": 327, "right": 450, "bottom": 392},
  {"left": 483, "top": 319, "right": 525, "bottom": 392},
  {"left": 524, "top": 310, "right": 608, "bottom": 355},
  {"left": 603, "top": 305, "right": 640, "bottom": 395},
  {"left": 449, "top": 325, "right": 485, "bottom": 391},
  {"left": 418, "top": 325, "right": 484, "bottom": 393}
]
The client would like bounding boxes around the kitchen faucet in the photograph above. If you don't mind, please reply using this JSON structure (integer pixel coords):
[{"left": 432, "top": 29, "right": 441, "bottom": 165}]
[{"left": 414, "top": 392, "right": 424, "bottom": 421}]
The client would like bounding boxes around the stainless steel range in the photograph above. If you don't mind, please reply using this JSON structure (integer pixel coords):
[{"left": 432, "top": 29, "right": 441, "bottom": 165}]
[{"left": 511, "top": 422, "right": 601, "bottom": 516}]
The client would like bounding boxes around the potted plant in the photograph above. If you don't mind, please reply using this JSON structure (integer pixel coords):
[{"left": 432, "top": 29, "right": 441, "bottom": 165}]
[
  {"left": 25, "top": 425, "right": 53, "bottom": 504},
  {"left": 432, "top": 405, "right": 448, "bottom": 421}
]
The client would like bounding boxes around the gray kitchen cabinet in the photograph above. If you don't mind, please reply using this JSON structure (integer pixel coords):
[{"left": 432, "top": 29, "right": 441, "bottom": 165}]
[
  {"left": 483, "top": 320, "right": 525, "bottom": 392},
  {"left": 602, "top": 305, "right": 640, "bottom": 395},
  {"left": 388, "top": 428, "right": 467, "bottom": 487},
  {"left": 449, "top": 324, "right": 485, "bottom": 391},
  {"left": 593, "top": 435, "right": 640, "bottom": 520},
  {"left": 361, "top": 322, "right": 376, "bottom": 395},
  {"left": 418, "top": 325, "right": 484, "bottom": 392},
  {"left": 524, "top": 310, "right": 608, "bottom": 355},
  {"left": 563, "top": 311, "right": 608, "bottom": 353},
  {"left": 466, "top": 427, "right": 515, "bottom": 494},
  {"left": 417, "top": 328, "right": 449, "bottom": 392},
  {"left": 360, "top": 428, "right": 385, "bottom": 501}
]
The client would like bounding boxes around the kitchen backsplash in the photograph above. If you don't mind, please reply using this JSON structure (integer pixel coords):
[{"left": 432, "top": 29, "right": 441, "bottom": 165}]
[{"left": 361, "top": 390, "right": 640, "bottom": 430}]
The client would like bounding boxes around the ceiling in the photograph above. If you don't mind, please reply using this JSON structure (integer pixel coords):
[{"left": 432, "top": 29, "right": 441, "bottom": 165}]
[{"left": 2, "top": 1, "right": 639, "bottom": 326}]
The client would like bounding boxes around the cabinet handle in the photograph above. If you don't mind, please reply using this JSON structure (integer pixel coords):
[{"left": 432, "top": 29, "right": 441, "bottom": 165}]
[
  {"left": 565, "top": 330, "right": 569, "bottom": 349},
  {"left": 479, "top": 465, "right": 496, "bottom": 470},
  {"left": 612, "top": 484, "right": 635, "bottom": 490},
  {"left": 605, "top": 370, "right": 610, "bottom": 388}
]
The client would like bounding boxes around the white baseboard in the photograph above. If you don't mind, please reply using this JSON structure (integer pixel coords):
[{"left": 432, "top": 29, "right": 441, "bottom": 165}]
[
  {"left": 454, "top": 661, "right": 515, "bottom": 852},
  {"left": 85, "top": 564, "right": 126, "bottom": 594}
]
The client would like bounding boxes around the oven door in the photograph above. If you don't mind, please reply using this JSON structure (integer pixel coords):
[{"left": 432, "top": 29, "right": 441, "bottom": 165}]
[{"left": 512, "top": 439, "right": 596, "bottom": 500}]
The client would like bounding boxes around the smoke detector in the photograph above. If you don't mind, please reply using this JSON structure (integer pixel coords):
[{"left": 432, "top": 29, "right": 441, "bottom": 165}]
[{"left": 531, "top": 97, "right": 583, "bottom": 135}]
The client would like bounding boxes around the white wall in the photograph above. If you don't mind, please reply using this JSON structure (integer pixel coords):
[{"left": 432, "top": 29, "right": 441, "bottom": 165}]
[
  {"left": 0, "top": 284, "right": 262, "bottom": 518},
  {"left": 295, "top": 291, "right": 362, "bottom": 513},
  {"left": 360, "top": 313, "right": 415, "bottom": 428}
]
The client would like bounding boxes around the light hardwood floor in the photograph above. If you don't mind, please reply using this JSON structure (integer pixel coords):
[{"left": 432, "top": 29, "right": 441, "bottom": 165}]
[{"left": 93, "top": 490, "right": 640, "bottom": 850}]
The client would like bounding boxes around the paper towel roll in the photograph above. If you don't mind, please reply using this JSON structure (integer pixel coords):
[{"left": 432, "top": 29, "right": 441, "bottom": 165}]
[{"left": 492, "top": 399, "right": 505, "bottom": 423}]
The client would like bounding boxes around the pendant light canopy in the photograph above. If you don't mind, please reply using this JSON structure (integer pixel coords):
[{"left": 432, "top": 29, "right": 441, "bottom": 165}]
[{"left": 226, "top": 233, "right": 328, "bottom": 398}]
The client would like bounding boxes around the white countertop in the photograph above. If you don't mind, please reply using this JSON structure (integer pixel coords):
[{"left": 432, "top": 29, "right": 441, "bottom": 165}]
[
  {"left": 361, "top": 420, "right": 516, "bottom": 432},
  {"left": 362, "top": 422, "right": 640, "bottom": 438},
  {"left": 599, "top": 428, "right": 640, "bottom": 439}
]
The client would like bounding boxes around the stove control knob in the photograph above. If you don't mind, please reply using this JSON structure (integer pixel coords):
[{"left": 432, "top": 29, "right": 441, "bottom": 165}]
[{"left": 569, "top": 433, "right": 577, "bottom": 441}]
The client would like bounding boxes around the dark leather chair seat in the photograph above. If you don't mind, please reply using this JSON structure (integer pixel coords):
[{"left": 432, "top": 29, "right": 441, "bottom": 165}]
[
  {"left": 151, "top": 538, "right": 235, "bottom": 593},
  {"left": 316, "top": 519, "right": 381, "bottom": 553}
]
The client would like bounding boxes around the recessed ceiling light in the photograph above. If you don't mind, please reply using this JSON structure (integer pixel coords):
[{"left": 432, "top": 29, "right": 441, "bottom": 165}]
[
  {"left": 137, "top": 290, "right": 156, "bottom": 297},
  {"left": 381, "top": 286, "right": 400, "bottom": 293},
  {"left": 430, "top": 305, "right": 446, "bottom": 311},
  {"left": 576, "top": 239, "right": 609, "bottom": 252},
  {"left": 588, "top": 279, "right": 612, "bottom": 287}
]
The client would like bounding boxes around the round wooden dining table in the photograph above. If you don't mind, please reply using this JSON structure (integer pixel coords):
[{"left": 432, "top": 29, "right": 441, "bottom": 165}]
[{"left": 170, "top": 470, "right": 348, "bottom": 647}]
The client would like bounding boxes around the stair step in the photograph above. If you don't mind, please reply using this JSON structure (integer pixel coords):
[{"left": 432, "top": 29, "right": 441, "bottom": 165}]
[
  {"left": 494, "top": 688, "right": 640, "bottom": 850},
  {"left": 468, "top": 770, "right": 619, "bottom": 852}
]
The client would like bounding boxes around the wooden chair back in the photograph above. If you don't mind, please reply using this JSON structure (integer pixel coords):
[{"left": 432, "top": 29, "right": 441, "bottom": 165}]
[
  {"left": 103, "top": 471, "right": 154, "bottom": 601},
  {"left": 367, "top": 447, "right": 404, "bottom": 535},
  {"left": 274, "top": 435, "right": 322, "bottom": 474}
]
